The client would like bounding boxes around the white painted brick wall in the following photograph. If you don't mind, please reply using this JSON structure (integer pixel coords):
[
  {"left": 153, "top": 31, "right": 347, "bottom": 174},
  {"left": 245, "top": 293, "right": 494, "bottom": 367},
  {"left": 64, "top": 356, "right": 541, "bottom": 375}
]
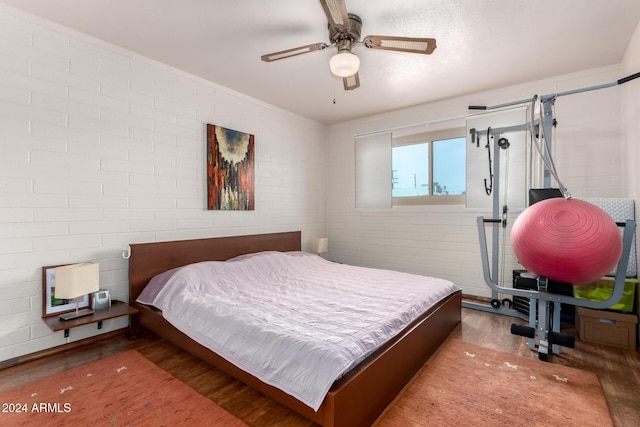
[
  {"left": 621, "top": 20, "right": 640, "bottom": 273},
  {"left": 327, "top": 66, "right": 626, "bottom": 299},
  {"left": 0, "top": 7, "right": 327, "bottom": 362}
]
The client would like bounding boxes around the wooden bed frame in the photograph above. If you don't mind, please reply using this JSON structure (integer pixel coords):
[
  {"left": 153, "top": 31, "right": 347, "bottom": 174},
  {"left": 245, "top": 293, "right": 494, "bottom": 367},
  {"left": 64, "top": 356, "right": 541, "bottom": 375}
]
[{"left": 128, "top": 231, "right": 461, "bottom": 426}]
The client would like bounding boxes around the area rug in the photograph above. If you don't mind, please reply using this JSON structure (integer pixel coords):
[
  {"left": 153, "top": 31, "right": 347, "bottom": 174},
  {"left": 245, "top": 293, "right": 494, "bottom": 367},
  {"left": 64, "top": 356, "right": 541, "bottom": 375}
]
[
  {"left": 0, "top": 350, "right": 247, "bottom": 426},
  {"left": 376, "top": 339, "right": 612, "bottom": 427}
]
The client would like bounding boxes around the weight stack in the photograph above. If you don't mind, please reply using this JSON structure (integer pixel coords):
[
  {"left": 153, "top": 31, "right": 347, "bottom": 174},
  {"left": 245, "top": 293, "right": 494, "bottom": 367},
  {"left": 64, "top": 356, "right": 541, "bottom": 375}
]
[
  {"left": 513, "top": 270, "right": 536, "bottom": 316},
  {"left": 512, "top": 269, "right": 575, "bottom": 322}
]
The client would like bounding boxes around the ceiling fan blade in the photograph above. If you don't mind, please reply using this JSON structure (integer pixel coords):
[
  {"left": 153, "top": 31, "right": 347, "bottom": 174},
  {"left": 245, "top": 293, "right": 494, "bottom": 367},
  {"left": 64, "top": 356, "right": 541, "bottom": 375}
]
[
  {"left": 363, "top": 35, "right": 437, "bottom": 54},
  {"left": 261, "top": 42, "right": 329, "bottom": 62},
  {"left": 343, "top": 72, "right": 360, "bottom": 91},
  {"left": 319, "top": 0, "right": 351, "bottom": 31}
]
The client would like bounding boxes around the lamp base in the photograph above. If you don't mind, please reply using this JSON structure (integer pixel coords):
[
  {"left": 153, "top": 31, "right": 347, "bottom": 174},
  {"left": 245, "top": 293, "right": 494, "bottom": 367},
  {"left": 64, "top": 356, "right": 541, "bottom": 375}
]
[{"left": 59, "top": 308, "right": 95, "bottom": 321}]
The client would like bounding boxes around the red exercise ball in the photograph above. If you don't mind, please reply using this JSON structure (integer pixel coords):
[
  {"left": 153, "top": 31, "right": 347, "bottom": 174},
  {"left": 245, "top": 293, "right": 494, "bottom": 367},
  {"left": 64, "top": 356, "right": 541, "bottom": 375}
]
[{"left": 511, "top": 198, "right": 622, "bottom": 285}]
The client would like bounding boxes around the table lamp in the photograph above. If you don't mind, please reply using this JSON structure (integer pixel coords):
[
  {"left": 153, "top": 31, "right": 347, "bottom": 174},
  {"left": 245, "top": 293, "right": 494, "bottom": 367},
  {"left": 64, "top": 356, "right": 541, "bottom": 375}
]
[
  {"left": 55, "top": 262, "right": 100, "bottom": 320},
  {"left": 312, "top": 237, "right": 329, "bottom": 254}
]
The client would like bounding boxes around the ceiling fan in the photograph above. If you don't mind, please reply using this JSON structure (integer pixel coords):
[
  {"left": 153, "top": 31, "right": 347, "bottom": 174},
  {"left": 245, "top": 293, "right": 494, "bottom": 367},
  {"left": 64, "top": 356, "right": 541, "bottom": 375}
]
[{"left": 261, "top": 0, "right": 437, "bottom": 91}]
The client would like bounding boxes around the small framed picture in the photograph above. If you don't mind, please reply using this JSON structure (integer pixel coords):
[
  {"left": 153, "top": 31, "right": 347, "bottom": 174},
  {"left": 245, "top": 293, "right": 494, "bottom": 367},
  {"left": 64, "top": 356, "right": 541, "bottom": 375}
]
[{"left": 42, "top": 264, "right": 92, "bottom": 318}]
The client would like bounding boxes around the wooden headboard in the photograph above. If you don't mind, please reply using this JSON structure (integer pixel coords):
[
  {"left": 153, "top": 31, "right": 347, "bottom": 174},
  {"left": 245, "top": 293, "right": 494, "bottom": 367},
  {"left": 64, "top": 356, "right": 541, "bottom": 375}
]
[{"left": 128, "top": 231, "right": 301, "bottom": 302}]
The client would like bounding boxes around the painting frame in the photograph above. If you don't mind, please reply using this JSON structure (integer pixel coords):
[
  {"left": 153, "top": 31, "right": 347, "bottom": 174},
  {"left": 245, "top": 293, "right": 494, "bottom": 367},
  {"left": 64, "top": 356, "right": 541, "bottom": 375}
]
[
  {"left": 41, "top": 264, "right": 92, "bottom": 318},
  {"left": 206, "top": 124, "right": 255, "bottom": 210}
]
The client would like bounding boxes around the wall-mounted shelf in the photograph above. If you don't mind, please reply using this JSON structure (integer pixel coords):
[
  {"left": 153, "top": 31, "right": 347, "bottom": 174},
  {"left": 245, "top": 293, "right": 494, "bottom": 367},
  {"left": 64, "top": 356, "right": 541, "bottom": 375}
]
[{"left": 43, "top": 302, "right": 138, "bottom": 338}]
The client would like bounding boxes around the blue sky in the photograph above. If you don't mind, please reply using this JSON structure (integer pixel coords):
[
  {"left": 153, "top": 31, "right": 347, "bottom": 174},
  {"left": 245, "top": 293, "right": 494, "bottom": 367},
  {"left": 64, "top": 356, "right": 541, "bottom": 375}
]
[{"left": 392, "top": 137, "right": 466, "bottom": 197}]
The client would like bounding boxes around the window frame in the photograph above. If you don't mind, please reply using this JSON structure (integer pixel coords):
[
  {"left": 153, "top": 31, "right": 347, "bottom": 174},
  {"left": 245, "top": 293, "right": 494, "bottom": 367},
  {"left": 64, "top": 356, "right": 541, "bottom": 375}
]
[{"left": 392, "top": 127, "right": 466, "bottom": 206}]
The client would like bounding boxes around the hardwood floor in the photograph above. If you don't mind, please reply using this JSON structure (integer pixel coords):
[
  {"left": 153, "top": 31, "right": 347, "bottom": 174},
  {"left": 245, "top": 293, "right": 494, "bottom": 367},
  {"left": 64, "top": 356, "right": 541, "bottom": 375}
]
[{"left": 2, "top": 307, "right": 638, "bottom": 426}]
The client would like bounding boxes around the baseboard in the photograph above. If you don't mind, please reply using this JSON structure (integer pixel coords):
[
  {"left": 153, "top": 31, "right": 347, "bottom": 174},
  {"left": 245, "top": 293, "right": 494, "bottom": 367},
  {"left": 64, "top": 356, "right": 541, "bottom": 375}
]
[
  {"left": 461, "top": 294, "right": 491, "bottom": 303},
  {"left": 0, "top": 328, "right": 128, "bottom": 370}
]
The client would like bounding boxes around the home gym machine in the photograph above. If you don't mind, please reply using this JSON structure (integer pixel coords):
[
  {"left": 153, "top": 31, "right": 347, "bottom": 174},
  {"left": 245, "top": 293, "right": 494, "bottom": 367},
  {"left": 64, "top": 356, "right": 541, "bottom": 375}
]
[{"left": 463, "top": 71, "right": 640, "bottom": 360}]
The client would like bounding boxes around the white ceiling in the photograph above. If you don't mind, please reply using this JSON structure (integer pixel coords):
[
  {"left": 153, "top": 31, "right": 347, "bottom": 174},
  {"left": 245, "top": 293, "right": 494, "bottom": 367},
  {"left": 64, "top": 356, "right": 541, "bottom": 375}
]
[{"left": 2, "top": 0, "right": 640, "bottom": 125}]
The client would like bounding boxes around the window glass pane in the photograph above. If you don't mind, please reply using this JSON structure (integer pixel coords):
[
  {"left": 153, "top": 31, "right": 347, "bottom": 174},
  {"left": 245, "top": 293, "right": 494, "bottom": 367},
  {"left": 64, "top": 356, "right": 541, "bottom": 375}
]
[
  {"left": 433, "top": 137, "right": 466, "bottom": 195},
  {"left": 392, "top": 143, "right": 429, "bottom": 197}
]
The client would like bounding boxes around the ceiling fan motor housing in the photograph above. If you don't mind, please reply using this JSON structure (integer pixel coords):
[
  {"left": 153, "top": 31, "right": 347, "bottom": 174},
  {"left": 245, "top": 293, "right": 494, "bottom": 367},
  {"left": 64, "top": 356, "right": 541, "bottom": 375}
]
[{"left": 329, "top": 13, "right": 362, "bottom": 45}]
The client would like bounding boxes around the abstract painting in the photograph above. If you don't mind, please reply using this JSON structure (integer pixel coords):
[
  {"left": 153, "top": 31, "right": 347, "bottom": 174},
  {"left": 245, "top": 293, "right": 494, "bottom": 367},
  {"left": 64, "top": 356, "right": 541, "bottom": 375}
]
[{"left": 207, "top": 124, "right": 255, "bottom": 210}]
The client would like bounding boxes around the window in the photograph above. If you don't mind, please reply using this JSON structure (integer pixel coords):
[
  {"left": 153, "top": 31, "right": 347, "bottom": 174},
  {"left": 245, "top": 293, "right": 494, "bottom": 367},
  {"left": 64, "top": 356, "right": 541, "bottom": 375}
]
[{"left": 392, "top": 128, "right": 466, "bottom": 205}]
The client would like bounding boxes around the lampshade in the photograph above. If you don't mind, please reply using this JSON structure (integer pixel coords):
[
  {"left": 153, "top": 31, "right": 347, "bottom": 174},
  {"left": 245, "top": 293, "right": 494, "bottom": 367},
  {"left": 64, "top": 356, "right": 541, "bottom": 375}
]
[
  {"left": 55, "top": 262, "right": 100, "bottom": 299},
  {"left": 329, "top": 51, "right": 360, "bottom": 78},
  {"left": 312, "top": 237, "right": 329, "bottom": 254}
]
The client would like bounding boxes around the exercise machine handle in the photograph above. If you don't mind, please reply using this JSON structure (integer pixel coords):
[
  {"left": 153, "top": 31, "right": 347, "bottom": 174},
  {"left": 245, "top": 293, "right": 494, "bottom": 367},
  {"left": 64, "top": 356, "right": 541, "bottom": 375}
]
[
  {"left": 482, "top": 218, "right": 502, "bottom": 224},
  {"left": 618, "top": 72, "right": 640, "bottom": 85}
]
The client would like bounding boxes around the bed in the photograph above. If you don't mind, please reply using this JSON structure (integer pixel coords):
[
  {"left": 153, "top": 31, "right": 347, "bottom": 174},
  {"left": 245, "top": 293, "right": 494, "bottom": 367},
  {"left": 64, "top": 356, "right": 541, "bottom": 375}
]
[{"left": 128, "top": 231, "right": 461, "bottom": 426}]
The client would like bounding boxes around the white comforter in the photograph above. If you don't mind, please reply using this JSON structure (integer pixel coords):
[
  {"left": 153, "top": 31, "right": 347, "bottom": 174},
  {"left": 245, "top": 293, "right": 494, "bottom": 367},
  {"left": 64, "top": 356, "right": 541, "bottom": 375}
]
[{"left": 138, "top": 251, "right": 460, "bottom": 411}]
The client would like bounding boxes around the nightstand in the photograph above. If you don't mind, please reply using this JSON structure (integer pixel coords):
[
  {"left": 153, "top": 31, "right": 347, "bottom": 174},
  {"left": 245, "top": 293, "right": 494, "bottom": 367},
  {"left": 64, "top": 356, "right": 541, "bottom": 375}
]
[{"left": 43, "top": 301, "right": 139, "bottom": 338}]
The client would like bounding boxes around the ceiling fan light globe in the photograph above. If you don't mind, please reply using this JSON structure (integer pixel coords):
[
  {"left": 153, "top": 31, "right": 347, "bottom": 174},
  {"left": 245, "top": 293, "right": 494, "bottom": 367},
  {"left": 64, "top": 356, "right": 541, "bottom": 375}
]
[{"left": 329, "top": 51, "right": 360, "bottom": 78}]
